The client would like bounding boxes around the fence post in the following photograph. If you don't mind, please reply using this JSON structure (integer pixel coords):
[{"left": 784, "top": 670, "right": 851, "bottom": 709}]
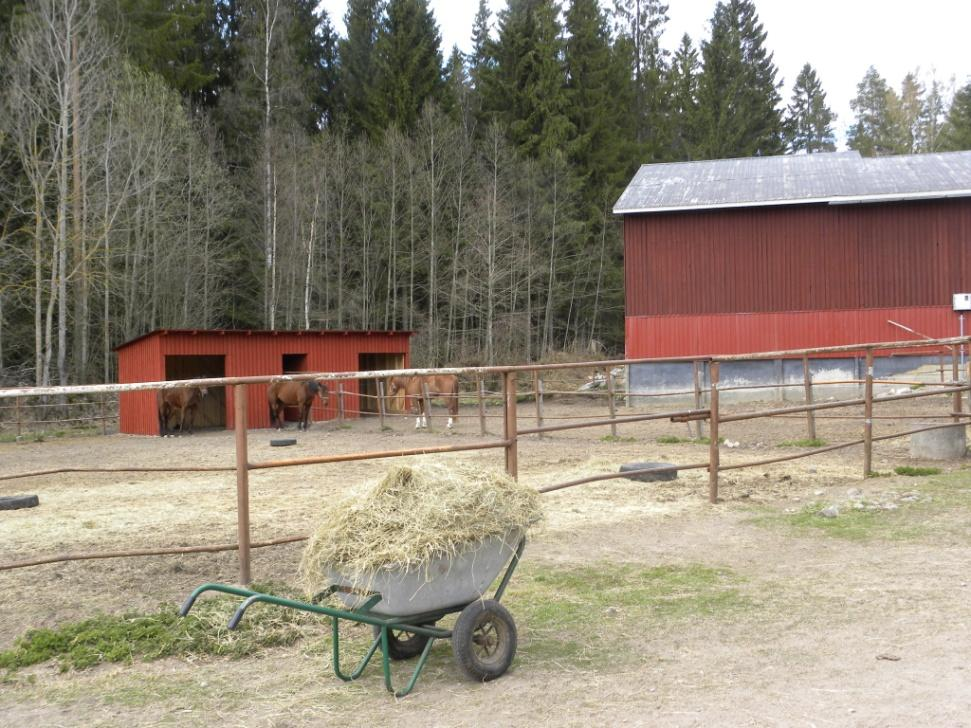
[
  {"left": 803, "top": 354, "right": 816, "bottom": 441},
  {"left": 477, "top": 376, "right": 487, "bottom": 435},
  {"left": 15, "top": 396, "right": 22, "bottom": 437},
  {"left": 421, "top": 381, "right": 432, "bottom": 429},
  {"left": 377, "top": 380, "right": 387, "bottom": 429},
  {"left": 503, "top": 371, "right": 518, "bottom": 479},
  {"left": 693, "top": 361, "right": 704, "bottom": 439},
  {"left": 952, "top": 348, "right": 961, "bottom": 424},
  {"left": 233, "top": 384, "right": 251, "bottom": 586},
  {"left": 337, "top": 383, "right": 345, "bottom": 424},
  {"left": 967, "top": 358, "right": 971, "bottom": 414},
  {"left": 99, "top": 394, "right": 107, "bottom": 435},
  {"left": 533, "top": 372, "right": 544, "bottom": 438},
  {"left": 863, "top": 349, "right": 874, "bottom": 478},
  {"left": 606, "top": 368, "right": 617, "bottom": 438},
  {"left": 708, "top": 361, "right": 720, "bottom": 504}
]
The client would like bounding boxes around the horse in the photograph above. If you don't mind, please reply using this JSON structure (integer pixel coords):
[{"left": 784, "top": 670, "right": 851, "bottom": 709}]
[
  {"left": 157, "top": 386, "right": 208, "bottom": 437},
  {"left": 267, "top": 380, "right": 328, "bottom": 431},
  {"left": 388, "top": 374, "right": 459, "bottom": 429}
]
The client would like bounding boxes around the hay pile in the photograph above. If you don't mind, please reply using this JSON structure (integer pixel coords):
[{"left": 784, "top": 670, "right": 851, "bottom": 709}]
[{"left": 298, "top": 461, "right": 543, "bottom": 593}]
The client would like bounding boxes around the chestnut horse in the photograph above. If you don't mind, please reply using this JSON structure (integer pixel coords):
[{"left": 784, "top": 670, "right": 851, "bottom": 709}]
[
  {"left": 388, "top": 375, "right": 459, "bottom": 429},
  {"left": 268, "top": 380, "right": 328, "bottom": 431},
  {"left": 157, "top": 386, "right": 208, "bottom": 437}
]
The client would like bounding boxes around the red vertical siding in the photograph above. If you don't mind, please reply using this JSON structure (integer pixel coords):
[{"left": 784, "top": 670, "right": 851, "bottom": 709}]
[{"left": 117, "top": 330, "right": 411, "bottom": 435}]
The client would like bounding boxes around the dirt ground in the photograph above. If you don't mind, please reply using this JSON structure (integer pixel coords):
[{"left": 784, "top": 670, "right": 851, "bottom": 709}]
[{"left": 1, "top": 394, "right": 970, "bottom": 727}]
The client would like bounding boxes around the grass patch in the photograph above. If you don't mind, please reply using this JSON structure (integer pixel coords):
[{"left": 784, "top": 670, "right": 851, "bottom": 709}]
[
  {"left": 0, "top": 582, "right": 315, "bottom": 673},
  {"left": 656, "top": 435, "right": 721, "bottom": 445},
  {"left": 777, "top": 438, "right": 827, "bottom": 448},
  {"left": 508, "top": 562, "right": 750, "bottom": 668},
  {"left": 600, "top": 434, "right": 636, "bottom": 443},
  {"left": 894, "top": 466, "right": 941, "bottom": 477},
  {"left": 776, "top": 503, "right": 924, "bottom": 542}
]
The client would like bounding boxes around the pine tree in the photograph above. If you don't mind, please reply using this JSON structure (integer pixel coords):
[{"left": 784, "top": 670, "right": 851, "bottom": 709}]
[
  {"left": 480, "top": 0, "right": 574, "bottom": 160},
  {"left": 847, "top": 66, "right": 902, "bottom": 156},
  {"left": 783, "top": 63, "right": 836, "bottom": 153},
  {"left": 696, "top": 0, "right": 783, "bottom": 158},
  {"left": 942, "top": 81, "right": 971, "bottom": 151},
  {"left": 339, "top": 0, "right": 385, "bottom": 136},
  {"left": 564, "top": 0, "right": 635, "bottom": 216},
  {"left": 922, "top": 76, "right": 947, "bottom": 152},
  {"left": 897, "top": 71, "right": 926, "bottom": 153},
  {"left": 666, "top": 33, "right": 700, "bottom": 160},
  {"left": 373, "top": 0, "right": 446, "bottom": 134}
]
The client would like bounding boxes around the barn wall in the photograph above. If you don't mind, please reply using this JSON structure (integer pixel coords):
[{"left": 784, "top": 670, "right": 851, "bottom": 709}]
[
  {"left": 626, "top": 305, "right": 961, "bottom": 358},
  {"left": 624, "top": 199, "right": 971, "bottom": 317},
  {"left": 116, "top": 331, "right": 411, "bottom": 435}
]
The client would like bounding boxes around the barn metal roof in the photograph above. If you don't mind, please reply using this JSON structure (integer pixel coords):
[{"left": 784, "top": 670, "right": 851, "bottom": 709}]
[
  {"left": 613, "top": 150, "right": 971, "bottom": 215},
  {"left": 114, "top": 328, "right": 414, "bottom": 351}
]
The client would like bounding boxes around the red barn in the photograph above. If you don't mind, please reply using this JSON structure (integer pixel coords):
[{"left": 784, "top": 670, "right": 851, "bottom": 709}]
[
  {"left": 613, "top": 151, "right": 971, "bottom": 389},
  {"left": 116, "top": 329, "right": 412, "bottom": 435}
]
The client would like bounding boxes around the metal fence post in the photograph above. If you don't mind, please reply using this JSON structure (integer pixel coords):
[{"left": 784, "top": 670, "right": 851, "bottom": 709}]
[
  {"left": 421, "top": 381, "right": 432, "bottom": 429},
  {"left": 100, "top": 394, "right": 107, "bottom": 435},
  {"left": 533, "top": 372, "right": 544, "bottom": 438},
  {"left": 234, "top": 384, "right": 251, "bottom": 585},
  {"left": 863, "top": 349, "right": 874, "bottom": 478},
  {"left": 337, "top": 383, "right": 345, "bottom": 424},
  {"left": 377, "top": 380, "right": 387, "bottom": 429},
  {"left": 708, "top": 362, "right": 720, "bottom": 504},
  {"left": 477, "top": 376, "right": 487, "bottom": 435},
  {"left": 693, "top": 361, "right": 704, "bottom": 439},
  {"left": 606, "top": 369, "right": 617, "bottom": 438},
  {"left": 803, "top": 354, "right": 816, "bottom": 441},
  {"left": 503, "top": 372, "right": 518, "bottom": 479},
  {"left": 15, "top": 396, "right": 22, "bottom": 437},
  {"left": 952, "top": 348, "right": 961, "bottom": 424}
]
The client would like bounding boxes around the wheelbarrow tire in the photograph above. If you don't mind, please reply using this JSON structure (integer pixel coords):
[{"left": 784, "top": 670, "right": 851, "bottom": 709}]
[
  {"left": 372, "top": 624, "right": 432, "bottom": 660},
  {"left": 452, "top": 599, "right": 517, "bottom": 682}
]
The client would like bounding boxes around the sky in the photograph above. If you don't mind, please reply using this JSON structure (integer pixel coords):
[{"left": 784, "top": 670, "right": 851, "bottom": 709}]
[{"left": 318, "top": 0, "right": 971, "bottom": 147}]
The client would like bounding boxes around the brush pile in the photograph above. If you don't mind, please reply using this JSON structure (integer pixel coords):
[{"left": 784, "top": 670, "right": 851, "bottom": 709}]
[{"left": 299, "top": 461, "right": 543, "bottom": 594}]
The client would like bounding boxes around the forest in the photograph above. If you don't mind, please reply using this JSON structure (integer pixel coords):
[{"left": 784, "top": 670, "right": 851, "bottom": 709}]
[{"left": 1, "top": 0, "right": 970, "bottom": 387}]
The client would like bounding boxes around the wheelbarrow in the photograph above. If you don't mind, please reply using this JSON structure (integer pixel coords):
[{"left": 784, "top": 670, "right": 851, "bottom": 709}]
[{"left": 180, "top": 533, "right": 526, "bottom": 698}]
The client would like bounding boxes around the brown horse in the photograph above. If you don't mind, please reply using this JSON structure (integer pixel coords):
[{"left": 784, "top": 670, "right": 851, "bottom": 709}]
[
  {"left": 388, "top": 375, "right": 459, "bottom": 429},
  {"left": 157, "top": 386, "right": 208, "bottom": 437},
  {"left": 268, "top": 380, "right": 328, "bottom": 431}
]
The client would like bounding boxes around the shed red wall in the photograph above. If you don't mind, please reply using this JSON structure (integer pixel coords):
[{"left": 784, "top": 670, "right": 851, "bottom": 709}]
[
  {"left": 624, "top": 199, "right": 971, "bottom": 316},
  {"left": 118, "top": 331, "right": 411, "bottom": 435}
]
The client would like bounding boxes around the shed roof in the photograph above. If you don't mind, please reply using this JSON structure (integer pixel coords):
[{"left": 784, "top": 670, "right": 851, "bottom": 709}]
[
  {"left": 114, "top": 328, "right": 413, "bottom": 351},
  {"left": 613, "top": 150, "right": 971, "bottom": 215}
]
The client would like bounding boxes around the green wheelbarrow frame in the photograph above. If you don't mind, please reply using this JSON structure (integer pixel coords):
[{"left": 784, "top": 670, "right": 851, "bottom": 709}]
[{"left": 179, "top": 537, "right": 526, "bottom": 698}]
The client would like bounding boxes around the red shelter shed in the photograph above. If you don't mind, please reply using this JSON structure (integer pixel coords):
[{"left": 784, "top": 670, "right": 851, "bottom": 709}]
[{"left": 115, "top": 329, "right": 412, "bottom": 435}]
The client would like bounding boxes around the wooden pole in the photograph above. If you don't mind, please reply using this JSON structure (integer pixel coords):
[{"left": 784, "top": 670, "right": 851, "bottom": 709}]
[
  {"left": 607, "top": 368, "right": 617, "bottom": 438},
  {"left": 967, "top": 359, "right": 971, "bottom": 414},
  {"left": 377, "top": 380, "right": 387, "bottom": 429},
  {"left": 533, "top": 372, "right": 544, "bottom": 438},
  {"left": 15, "top": 396, "right": 22, "bottom": 437},
  {"left": 421, "top": 381, "right": 432, "bottom": 428},
  {"left": 952, "top": 348, "right": 961, "bottom": 424},
  {"left": 503, "top": 372, "right": 518, "bottom": 479},
  {"left": 863, "top": 349, "right": 874, "bottom": 478},
  {"left": 337, "top": 383, "right": 345, "bottom": 424},
  {"left": 100, "top": 394, "right": 107, "bottom": 436},
  {"left": 803, "top": 354, "right": 816, "bottom": 441},
  {"left": 708, "top": 362, "right": 720, "bottom": 504},
  {"left": 234, "top": 384, "right": 251, "bottom": 585},
  {"left": 477, "top": 376, "right": 487, "bottom": 435},
  {"left": 693, "top": 361, "right": 704, "bottom": 439}
]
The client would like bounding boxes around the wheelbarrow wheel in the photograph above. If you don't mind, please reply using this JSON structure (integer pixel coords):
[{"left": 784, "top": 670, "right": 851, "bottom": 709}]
[
  {"left": 451, "top": 599, "right": 517, "bottom": 681},
  {"left": 372, "top": 624, "right": 433, "bottom": 660}
]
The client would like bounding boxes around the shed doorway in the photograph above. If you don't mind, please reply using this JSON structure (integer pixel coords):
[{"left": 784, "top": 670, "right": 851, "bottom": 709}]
[
  {"left": 358, "top": 353, "right": 406, "bottom": 414},
  {"left": 163, "top": 355, "right": 226, "bottom": 429},
  {"left": 279, "top": 353, "right": 310, "bottom": 423}
]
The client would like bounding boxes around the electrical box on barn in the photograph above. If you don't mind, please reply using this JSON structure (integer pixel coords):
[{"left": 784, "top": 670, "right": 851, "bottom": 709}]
[{"left": 953, "top": 293, "right": 971, "bottom": 312}]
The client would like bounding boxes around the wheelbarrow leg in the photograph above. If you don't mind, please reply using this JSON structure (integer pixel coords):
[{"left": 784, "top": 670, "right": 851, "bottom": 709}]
[
  {"left": 384, "top": 633, "right": 436, "bottom": 698},
  {"left": 332, "top": 616, "right": 382, "bottom": 682}
]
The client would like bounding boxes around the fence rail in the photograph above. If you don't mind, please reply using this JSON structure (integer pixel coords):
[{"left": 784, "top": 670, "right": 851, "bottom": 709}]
[{"left": 1, "top": 335, "right": 968, "bottom": 583}]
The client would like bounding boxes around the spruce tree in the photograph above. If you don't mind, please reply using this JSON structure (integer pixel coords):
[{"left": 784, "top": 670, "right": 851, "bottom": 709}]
[
  {"left": 339, "top": 0, "right": 385, "bottom": 136},
  {"left": 666, "top": 33, "right": 700, "bottom": 160},
  {"left": 942, "top": 82, "right": 971, "bottom": 151},
  {"left": 847, "top": 66, "right": 902, "bottom": 156},
  {"left": 480, "top": 0, "right": 574, "bottom": 160},
  {"left": 373, "top": 0, "right": 446, "bottom": 133},
  {"left": 696, "top": 0, "right": 783, "bottom": 158},
  {"left": 783, "top": 63, "right": 836, "bottom": 153},
  {"left": 469, "top": 0, "right": 492, "bottom": 88}
]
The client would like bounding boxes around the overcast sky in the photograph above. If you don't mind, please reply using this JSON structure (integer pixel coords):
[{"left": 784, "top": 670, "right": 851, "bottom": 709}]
[{"left": 318, "top": 0, "right": 971, "bottom": 148}]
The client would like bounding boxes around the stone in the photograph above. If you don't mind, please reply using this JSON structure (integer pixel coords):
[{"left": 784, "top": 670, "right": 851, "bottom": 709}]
[
  {"left": 619, "top": 462, "right": 678, "bottom": 482},
  {"left": 814, "top": 490, "right": 824, "bottom": 496},
  {"left": 909, "top": 424, "right": 967, "bottom": 460},
  {"left": 819, "top": 505, "right": 839, "bottom": 518},
  {"left": 847, "top": 488, "right": 863, "bottom": 499}
]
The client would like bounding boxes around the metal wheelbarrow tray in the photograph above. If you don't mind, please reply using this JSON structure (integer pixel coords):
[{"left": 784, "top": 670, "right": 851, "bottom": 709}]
[{"left": 180, "top": 533, "right": 525, "bottom": 697}]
